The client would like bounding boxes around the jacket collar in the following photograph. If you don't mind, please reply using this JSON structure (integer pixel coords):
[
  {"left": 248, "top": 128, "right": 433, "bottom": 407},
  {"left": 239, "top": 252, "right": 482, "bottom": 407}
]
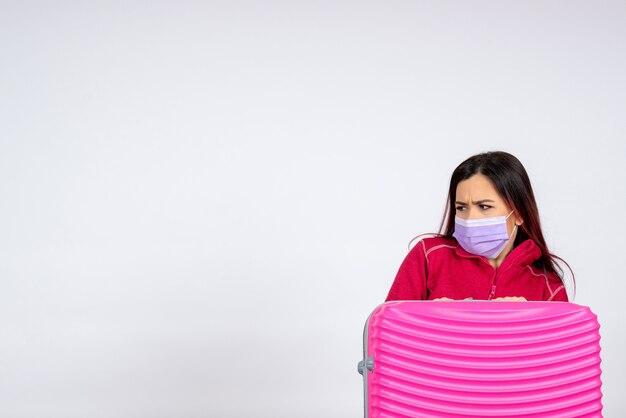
[{"left": 454, "top": 238, "right": 542, "bottom": 268}]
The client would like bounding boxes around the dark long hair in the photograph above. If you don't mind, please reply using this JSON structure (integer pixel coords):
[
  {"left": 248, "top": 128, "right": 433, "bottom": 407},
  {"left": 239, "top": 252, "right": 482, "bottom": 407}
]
[{"left": 431, "top": 151, "right": 575, "bottom": 297}]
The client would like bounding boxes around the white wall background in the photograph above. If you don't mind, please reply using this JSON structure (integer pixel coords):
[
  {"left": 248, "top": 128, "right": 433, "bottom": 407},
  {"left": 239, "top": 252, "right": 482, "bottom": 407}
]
[{"left": 1, "top": 1, "right": 624, "bottom": 417}]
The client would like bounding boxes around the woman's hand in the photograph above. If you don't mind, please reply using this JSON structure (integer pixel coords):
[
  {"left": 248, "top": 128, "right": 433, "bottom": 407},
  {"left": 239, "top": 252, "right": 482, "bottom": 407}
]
[
  {"left": 492, "top": 296, "right": 527, "bottom": 301},
  {"left": 432, "top": 297, "right": 454, "bottom": 301}
]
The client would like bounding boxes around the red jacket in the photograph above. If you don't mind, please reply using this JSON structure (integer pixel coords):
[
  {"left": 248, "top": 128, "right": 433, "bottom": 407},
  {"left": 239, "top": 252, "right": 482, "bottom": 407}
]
[{"left": 385, "top": 236, "right": 569, "bottom": 302}]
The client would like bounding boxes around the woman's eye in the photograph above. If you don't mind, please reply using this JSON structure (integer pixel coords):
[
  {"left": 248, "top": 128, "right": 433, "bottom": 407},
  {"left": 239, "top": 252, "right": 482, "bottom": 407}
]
[
  {"left": 480, "top": 205, "right": 493, "bottom": 210},
  {"left": 456, "top": 206, "right": 466, "bottom": 211}
]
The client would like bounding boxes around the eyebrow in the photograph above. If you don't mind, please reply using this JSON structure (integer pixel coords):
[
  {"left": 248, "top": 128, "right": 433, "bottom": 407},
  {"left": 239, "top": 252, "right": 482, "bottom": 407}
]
[{"left": 455, "top": 199, "right": 495, "bottom": 205}]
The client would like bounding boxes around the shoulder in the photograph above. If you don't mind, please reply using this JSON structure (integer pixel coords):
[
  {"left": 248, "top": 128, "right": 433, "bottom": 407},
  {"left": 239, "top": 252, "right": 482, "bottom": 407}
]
[{"left": 410, "top": 236, "right": 458, "bottom": 258}]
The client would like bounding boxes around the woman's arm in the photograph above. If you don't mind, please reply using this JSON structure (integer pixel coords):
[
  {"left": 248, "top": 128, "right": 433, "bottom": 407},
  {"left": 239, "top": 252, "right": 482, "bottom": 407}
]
[
  {"left": 544, "top": 278, "right": 569, "bottom": 302},
  {"left": 385, "top": 240, "right": 428, "bottom": 301}
]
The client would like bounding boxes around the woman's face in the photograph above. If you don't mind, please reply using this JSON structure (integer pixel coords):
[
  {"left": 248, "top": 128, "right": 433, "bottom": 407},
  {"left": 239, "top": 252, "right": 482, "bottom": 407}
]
[{"left": 455, "top": 173, "right": 523, "bottom": 235}]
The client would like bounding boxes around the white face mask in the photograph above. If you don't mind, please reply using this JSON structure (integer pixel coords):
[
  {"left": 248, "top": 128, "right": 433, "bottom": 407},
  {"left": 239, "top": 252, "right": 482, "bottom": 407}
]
[{"left": 452, "top": 211, "right": 517, "bottom": 258}]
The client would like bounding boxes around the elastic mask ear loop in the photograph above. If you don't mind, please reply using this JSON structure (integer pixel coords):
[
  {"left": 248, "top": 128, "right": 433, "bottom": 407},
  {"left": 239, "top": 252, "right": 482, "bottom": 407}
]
[{"left": 506, "top": 210, "right": 518, "bottom": 238}]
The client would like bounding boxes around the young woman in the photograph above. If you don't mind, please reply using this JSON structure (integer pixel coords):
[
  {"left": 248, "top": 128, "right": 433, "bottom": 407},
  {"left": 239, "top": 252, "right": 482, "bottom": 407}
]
[{"left": 385, "top": 151, "right": 573, "bottom": 302}]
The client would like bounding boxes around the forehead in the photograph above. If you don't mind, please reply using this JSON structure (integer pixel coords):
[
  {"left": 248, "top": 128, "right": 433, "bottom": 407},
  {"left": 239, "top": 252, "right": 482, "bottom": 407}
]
[{"left": 455, "top": 174, "right": 503, "bottom": 201}]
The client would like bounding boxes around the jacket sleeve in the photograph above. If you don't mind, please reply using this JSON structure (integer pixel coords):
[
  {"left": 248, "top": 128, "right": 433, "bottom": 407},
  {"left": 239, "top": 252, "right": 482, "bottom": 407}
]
[
  {"left": 385, "top": 240, "right": 428, "bottom": 302},
  {"left": 543, "top": 275, "right": 569, "bottom": 302}
]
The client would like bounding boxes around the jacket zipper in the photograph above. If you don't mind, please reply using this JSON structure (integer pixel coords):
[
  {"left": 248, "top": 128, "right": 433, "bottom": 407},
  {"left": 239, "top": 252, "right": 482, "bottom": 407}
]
[
  {"left": 484, "top": 260, "right": 497, "bottom": 300},
  {"left": 461, "top": 244, "right": 527, "bottom": 300},
  {"left": 460, "top": 251, "right": 509, "bottom": 300}
]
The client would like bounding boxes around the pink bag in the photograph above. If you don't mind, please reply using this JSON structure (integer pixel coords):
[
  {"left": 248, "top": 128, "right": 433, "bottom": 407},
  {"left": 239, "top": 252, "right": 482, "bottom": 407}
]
[{"left": 358, "top": 301, "right": 603, "bottom": 417}]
